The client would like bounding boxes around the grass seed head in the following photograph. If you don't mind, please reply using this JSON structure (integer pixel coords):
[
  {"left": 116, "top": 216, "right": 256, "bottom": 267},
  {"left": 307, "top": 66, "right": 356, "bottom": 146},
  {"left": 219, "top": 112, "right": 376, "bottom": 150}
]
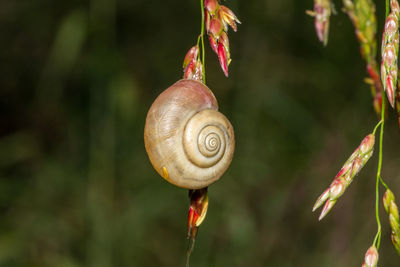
[
  {"left": 363, "top": 246, "right": 378, "bottom": 267},
  {"left": 313, "top": 134, "right": 375, "bottom": 220}
]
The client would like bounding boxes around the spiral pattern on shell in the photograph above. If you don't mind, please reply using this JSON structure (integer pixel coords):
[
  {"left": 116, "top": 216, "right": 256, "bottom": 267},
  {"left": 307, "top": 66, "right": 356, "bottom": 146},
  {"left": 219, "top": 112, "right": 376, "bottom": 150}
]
[{"left": 144, "top": 79, "right": 235, "bottom": 189}]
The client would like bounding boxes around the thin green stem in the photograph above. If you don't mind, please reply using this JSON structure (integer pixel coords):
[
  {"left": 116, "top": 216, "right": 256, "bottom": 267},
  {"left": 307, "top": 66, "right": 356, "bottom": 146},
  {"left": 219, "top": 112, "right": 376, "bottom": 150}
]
[
  {"left": 386, "top": 0, "right": 390, "bottom": 18},
  {"left": 373, "top": 229, "right": 381, "bottom": 247},
  {"left": 373, "top": 0, "right": 390, "bottom": 249},
  {"left": 372, "top": 119, "right": 387, "bottom": 191},
  {"left": 373, "top": 85, "right": 386, "bottom": 249},
  {"left": 200, "top": 0, "right": 206, "bottom": 84},
  {"left": 372, "top": 120, "right": 383, "bottom": 135},
  {"left": 197, "top": 35, "right": 201, "bottom": 48},
  {"left": 380, "top": 176, "right": 389, "bottom": 190}
]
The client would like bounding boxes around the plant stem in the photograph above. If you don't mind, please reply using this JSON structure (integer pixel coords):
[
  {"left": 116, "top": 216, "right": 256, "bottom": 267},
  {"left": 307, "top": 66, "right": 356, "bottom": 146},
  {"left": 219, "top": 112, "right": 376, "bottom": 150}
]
[
  {"left": 373, "top": 0, "right": 390, "bottom": 249},
  {"left": 186, "top": 237, "right": 195, "bottom": 267},
  {"left": 373, "top": 95, "right": 385, "bottom": 248},
  {"left": 200, "top": 0, "right": 206, "bottom": 84},
  {"left": 386, "top": 0, "right": 390, "bottom": 18},
  {"left": 372, "top": 120, "right": 383, "bottom": 135}
]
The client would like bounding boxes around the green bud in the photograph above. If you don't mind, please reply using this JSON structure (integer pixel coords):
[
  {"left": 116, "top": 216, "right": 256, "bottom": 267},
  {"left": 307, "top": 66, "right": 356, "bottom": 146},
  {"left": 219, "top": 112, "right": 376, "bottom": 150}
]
[
  {"left": 329, "top": 177, "right": 346, "bottom": 200},
  {"left": 313, "top": 188, "right": 330, "bottom": 212},
  {"left": 390, "top": 213, "right": 400, "bottom": 234},
  {"left": 391, "top": 232, "right": 400, "bottom": 255},
  {"left": 359, "top": 134, "right": 375, "bottom": 155},
  {"left": 364, "top": 245, "right": 378, "bottom": 267},
  {"left": 390, "top": 201, "right": 399, "bottom": 221},
  {"left": 383, "top": 189, "right": 395, "bottom": 213}
]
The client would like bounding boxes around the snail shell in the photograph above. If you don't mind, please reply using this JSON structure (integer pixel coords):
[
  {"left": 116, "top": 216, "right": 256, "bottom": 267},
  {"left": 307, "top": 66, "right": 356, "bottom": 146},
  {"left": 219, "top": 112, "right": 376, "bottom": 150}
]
[{"left": 144, "top": 79, "right": 235, "bottom": 189}]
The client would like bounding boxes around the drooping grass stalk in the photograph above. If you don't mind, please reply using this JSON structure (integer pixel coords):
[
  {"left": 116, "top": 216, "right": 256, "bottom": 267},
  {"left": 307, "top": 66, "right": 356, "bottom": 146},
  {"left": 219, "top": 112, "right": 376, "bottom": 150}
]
[
  {"left": 342, "top": 0, "right": 383, "bottom": 114},
  {"left": 373, "top": 89, "right": 385, "bottom": 249},
  {"left": 372, "top": 0, "right": 390, "bottom": 249}
]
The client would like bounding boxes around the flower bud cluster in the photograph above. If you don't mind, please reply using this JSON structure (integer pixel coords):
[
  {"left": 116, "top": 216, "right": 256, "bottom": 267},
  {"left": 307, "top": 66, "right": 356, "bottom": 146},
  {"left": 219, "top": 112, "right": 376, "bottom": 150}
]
[
  {"left": 313, "top": 134, "right": 375, "bottom": 220},
  {"left": 187, "top": 188, "right": 209, "bottom": 240},
  {"left": 204, "top": 0, "right": 240, "bottom": 77},
  {"left": 183, "top": 45, "right": 204, "bottom": 81},
  {"left": 361, "top": 246, "right": 379, "bottom": 267},
  {"left": 383, "top": 189, "right": 400, "bottom": 255},
  {"left": 381, "top": 0, "right": 400, "bottom": 108},
  {"left": 307, "top": 0, "right": 331, "bottom": 46},
  {"left": 343, "top": 0, "right": 383, "bottom": 114}
]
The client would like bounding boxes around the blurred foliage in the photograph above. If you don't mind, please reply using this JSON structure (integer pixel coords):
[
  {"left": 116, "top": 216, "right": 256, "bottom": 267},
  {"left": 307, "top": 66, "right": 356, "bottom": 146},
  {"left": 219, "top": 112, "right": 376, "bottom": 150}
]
[{"left": 1, "top": 0, "right": 400, "bottom": 266}]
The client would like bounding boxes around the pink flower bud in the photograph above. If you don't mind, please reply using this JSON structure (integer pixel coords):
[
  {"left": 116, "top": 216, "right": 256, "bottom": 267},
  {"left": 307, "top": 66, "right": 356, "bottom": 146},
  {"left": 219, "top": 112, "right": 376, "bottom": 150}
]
[
  {"left": 384, "top": 14, "right": 399, "bottom": 40},
  {"left": 204, "top": 0, "right": 219, "bottom": 15},
  {"left": 364, "top": 246, "right": 378, "bottom": 267},
  {"left": 383, "top": 189, "right": 396, "bottom": 213},
  {"left": 208, "top": 18, "right": 223, "bottom": 39},
  {"left": 359, "top": 134, "right": 375, "bottom": 155},
  {"left": 381, "top": 9, "right": 399, "bottom": 108},
  {"left": 219, "top": 31, "right": 230, "bottom": 56},
  {"left": 184, "top": 61, "right": 196, "bottom": 79},
  {"left": 319, "top": 199, "right": 336, "bottom": 220},
  {"left": 313, "top": 0, "right": 331, "bottom": 46},
  {"left": 383, "top": 44, "right": 396, "bottom": 66},
  {"left": 217, "top": 42, "right": 229, "bottom": 77},
  {"left": 391, "top": 0, "right": 400, "bottom": 18},
  {"left": 386, "top": 75, "right": 396, "bottom": 107},
  {"left": 208, "top": 35, "right": 218, "bottom": 54},
  {"left": 218, "top": 5, "right": 241, "bottom": 32},
  {"left": 313, "top": 188, "right": 330, "bottom": 212},
  {"left": 183, "top": 60, "right": 203, "bottom": 81},
  {"left": 329, "top": 177, "right": 346, "bottom": 200},
  {"left": 183, "top": 46, "right": 199, "bottom": 69},
  {"left": 334, "top": 164, "right": 351, "bottom": 180},
  {"left": 349, "top": 157, "right": 362, "bottom": 178}
]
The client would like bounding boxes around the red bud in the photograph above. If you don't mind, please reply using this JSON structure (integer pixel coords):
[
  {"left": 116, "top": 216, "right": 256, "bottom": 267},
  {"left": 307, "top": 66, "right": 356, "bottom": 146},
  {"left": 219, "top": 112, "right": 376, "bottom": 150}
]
[
  {"left": 204, "top": 0, "right": 218, "bottom": 15},
  {"left": 364, "top": 246, "right": 379, "bottom": 267},
  {"left": 217, "top": 42, "right": 228, "bottom": 77},
  {"left": 218, "top": 5, "right": 240, "bottom": 32},
  {"left": 209, "top": 18, "right": 223, "bottom": 39},
  {"left": 183, "top": 46, "right": 199, "bottom": 69},
  {"left": 208, "top": 35, "right": 218, "bottom": 54}
]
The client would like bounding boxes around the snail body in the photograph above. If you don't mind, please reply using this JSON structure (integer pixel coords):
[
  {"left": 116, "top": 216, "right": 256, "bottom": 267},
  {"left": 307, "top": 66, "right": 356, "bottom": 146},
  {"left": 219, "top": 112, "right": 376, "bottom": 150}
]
[{"left": 144, "top": 79, "right": 235, "bottom": 189}]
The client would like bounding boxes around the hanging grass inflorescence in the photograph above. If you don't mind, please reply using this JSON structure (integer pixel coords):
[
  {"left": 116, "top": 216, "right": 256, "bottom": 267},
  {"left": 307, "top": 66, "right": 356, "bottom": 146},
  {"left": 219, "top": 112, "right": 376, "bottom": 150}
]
[
  {"left": 383, "top": 189, "right": 400, "bottom": 255},
  {"left": 342, "top": 0, "right": 383, "bottom": 114},
  {"left": 313, "top": 134, "right": 375, "bottom": 220},
  {"left": 381, "top": 0, "right": 400, "bottom": 108},
  {"left": 204, "top": 0, "right": 240, "bottom": 77},
  {"left": 307, "top": 0, "right": 332, "bottom": 46},
  {"left": 309, "top": 0, "right": 400, "bottom": 264}
]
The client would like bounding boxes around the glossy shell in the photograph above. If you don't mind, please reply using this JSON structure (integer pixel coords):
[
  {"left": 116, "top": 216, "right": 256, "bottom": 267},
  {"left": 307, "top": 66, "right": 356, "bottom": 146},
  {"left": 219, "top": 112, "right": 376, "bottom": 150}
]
[{"left": 144, "top": 79, "right": 235, "bottom": 189}]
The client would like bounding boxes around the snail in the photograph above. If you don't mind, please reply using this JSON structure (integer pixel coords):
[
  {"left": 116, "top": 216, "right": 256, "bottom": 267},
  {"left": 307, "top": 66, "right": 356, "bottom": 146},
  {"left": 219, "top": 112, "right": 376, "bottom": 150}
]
[{"left": 144, "top": 79, "right": 235, "bottom": 189}]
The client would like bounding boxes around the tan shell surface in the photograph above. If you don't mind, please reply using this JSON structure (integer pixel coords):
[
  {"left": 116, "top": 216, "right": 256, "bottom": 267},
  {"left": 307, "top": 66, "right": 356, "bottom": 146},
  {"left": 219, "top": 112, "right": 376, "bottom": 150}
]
[{"left": 144, "top": 79, "right": 235, "bottom": 189}]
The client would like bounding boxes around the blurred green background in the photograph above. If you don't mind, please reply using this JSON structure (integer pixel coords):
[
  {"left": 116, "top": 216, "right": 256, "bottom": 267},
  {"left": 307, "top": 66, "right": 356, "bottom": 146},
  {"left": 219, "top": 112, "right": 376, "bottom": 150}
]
[{"left": 1, "top": 0, "right": 400, "bottom": 266}]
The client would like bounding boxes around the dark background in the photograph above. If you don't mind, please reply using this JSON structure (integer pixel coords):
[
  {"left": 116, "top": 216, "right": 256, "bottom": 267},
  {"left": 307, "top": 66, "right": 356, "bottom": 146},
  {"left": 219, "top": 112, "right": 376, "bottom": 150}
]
[{"left": 1, "top": 0, "right": 400, "bottom": 266}]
